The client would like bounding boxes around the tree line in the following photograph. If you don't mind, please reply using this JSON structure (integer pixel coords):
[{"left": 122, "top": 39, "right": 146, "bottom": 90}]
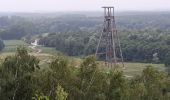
[
  {"left": 0, "top": 12, "right": 170, "bottom": 40},
  {"left": 0, "top": 39, "right": 4, "bottom": 51},
  {"left": 38, "top": 29, "right": 170, "bottom": 66},
  {"left": 1, "top": 12, "right": 170, "bottom": 65}
]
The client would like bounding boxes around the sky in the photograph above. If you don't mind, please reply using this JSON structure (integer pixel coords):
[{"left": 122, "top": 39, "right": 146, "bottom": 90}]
[{"left": 0, "top": 0, "right": 170, "bottom": 12}]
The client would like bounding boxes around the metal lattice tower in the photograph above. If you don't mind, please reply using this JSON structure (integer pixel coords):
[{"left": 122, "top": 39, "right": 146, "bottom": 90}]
[{"left": 95, "top": 7, "right": 124, "bottom": 68}]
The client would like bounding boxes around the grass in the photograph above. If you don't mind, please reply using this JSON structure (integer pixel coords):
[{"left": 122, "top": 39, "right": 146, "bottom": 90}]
[
  {"left": 2, "top": 40, "right": 29, "bottom": 53},
  {"left": 0, "top": 40, "right": 166, "bottom": 77},
  {"left": 3, "top": 40, "right": 29, "bottom": 46},
  {"left": 123, "top": 62, "right": 165, "bottom": 77},
  {"left": 67, "top": 57, "right": 165, "bottom": 77},
  {"left": 98, "top": 62, "right": 165, "bottom": 77},
  {"left": 0, "top": 40, "right": 60, "bottom": 69},
  {"left": 37, "top": 46, "right": 62, "bottom": 55},
  {"left": 1, "top": 40, "right": 60, "bottom": 54}
]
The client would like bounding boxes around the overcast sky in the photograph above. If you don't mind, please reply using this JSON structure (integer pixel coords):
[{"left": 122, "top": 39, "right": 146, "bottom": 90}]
[{"left": 0, "top": 0, "right": 170, "bottom": 12}]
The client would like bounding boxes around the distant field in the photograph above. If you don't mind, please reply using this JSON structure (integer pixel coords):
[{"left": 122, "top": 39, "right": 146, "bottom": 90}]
[
  {"left": 122, "top": 62, "right": 165, "bottom": 77},
  {"left": 0, "top": 39, "right": 58, "bottom": 59},
  {"left": 37, "top": 46, "right": 62, "bottom": 55},
  {"left": 3, "top": 40, "right": 29, "bottom": 46},
  {"left": 0, "top": 40, "right": 166, "bottom": 77},
  {"left": 0, "top": 40, "right": 60, "bottom": 68},
  {"left": 1, "top": 40, "right": 60, "bottom": 54},
  {"left": 73, "top": 59, "right": 165, "bottom": 77},
  {"left": 2, "top": 40, "right": 29, "bottom": 53},
  {"left": 99, "top": 62, "right": 165, "bottom": 77},
  {"left": 68, "top": 57, "right": 165, "bottom": 77}
]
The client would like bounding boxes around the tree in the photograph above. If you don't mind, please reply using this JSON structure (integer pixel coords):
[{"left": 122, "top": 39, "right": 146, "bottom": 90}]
[
  {"left": 32, "top": 93, "right": 49, "bottom": 100},
  {"left": 0, "top": 47, "right": 39, "bottom": 100},
  {"left": 45, "top": 56, "right": 72, "bottom": 99},
  {"left": 107, "top": 70, "right": 126, "bottom": 100},
  {"left": 78, "top": 55, "right": 107, "bottom": 100},
  {"left": 128, "top": 66, "right": 170, "bottom": 100},
  {"left": 164, "top": 52, "right": 170, "bottom": 66},
  {"left": 56, "top": 84, "right": 68, "bottom": 100},
  {"left": 0, "top": 39, "right": 4, "bottom": 51},
  {"left": 141, "top": 66, "right": 170, "bottom": 100}
]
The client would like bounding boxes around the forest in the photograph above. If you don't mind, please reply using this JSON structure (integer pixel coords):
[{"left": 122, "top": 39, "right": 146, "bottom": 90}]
[
  {"left": 1, "top": 12, "right": 170, "bottom": 64},
  {"left": 0, "top": 11, "right": 170, "bottom": 99}
]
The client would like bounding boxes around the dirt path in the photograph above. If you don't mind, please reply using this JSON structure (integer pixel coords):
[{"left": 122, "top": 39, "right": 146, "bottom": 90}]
[{"left": 29, "top": 39, "right": 42, "bottom": 54}]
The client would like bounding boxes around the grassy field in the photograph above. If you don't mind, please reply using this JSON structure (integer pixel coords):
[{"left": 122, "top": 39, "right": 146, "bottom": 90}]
[
  {"left": 0, "top": 40, "right": 55, "bottom": 60},
  {"left": 68, "top": 58, "right": 165, "bottom": 77},
  {"left": 2, "top": 40, "right": 29, "bottom": 53},
  {"left": 122, "top": 62, "right": 164, "bottom": 77},
  {"left": 1, "top": 40, "right": 60, "bottom": 54},
  {"left": 0, "top": 40, "right": 166, "bottom": 77},
  {"left": 37, "top": 46, "right": 62, "bottom": 55}
]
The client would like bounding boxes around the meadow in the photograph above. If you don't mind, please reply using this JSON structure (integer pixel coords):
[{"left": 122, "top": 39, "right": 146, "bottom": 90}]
[{"left": 0, "top": 40, "right": 166, "bottom": 77}]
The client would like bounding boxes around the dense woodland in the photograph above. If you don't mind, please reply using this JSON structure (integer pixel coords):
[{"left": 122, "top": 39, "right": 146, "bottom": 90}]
[
  {"left": 1, "top": 12, "right": 170, "bottom": 65},
  {"left": 1, "top": 12, "right": 170, "bottom": 99},
  {"left": 0, "top": 39, "right": 4, "bottom": 51}
]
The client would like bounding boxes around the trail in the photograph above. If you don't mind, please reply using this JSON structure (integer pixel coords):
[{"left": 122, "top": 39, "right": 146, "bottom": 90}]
[
  {"left": 29, "top": 39, "right": 52, "bottom": 64},
  {"left": 124, "top": 75, "right": 133, "bottom": 78},
  {"left": 36, "top": 48, "right": 42, "bottom": 54},
  {"left": 29, "top": 39, "right": 42, "bottom": 54}
]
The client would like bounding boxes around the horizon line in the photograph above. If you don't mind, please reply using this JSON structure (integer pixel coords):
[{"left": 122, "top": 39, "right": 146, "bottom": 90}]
[{"left": 0, "top": 10, "right": 170, "bottom": 13}]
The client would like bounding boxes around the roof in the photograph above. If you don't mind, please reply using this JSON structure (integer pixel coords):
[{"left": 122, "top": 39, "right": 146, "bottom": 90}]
[{"left": 102, "top": 6, "right": 114, "bottom": 8}]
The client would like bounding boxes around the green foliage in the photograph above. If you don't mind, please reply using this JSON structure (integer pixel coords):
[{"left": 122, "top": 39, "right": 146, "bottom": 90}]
[
  {"left": 0, "top": 16, "right": 37, "bottom": 40},
  {"left": 164, "top": 52, "right": 170, "bottom": 66},
  {"left": 1, "top": 12, "right": 170, "bottom": 100},
  {"left": 56, "top": 84, "right": 68, "bottom": 100},
  {"left": 1, "top": 13, "right": 170, "bottom": 66},
  {"left": 2, "top": 40, "right": 29, "bottom": 52},
  {"left": 141, "top": 66, "right": 169, "bottom": 99},
  {"left": 1, "top": 49, "right": 170, "bottom": 100},
  {"left": 107, "top": 70, "right": 126, "bottom": 100},
  {"left": 0, "top": 39, "right": 4, "bottom": 51},
  {"left": 127, "top": 66, "right": 170, "bottom": 100},
  {"left": 35, "top": 56, "right": 72, "bottom": 100},
  {"left": 32, "top": 93, "right": 49, "bottom": 100},
  {"left": 76, "top": 55, "right": 107, "bottom": 100},
  {"left": 49, "top": 56, "right": 72, "bottom": 89},
  {"left": 32, "top": 84, "right": 68, "bottom": 100},
  {"left": 0, "top": 46, "right": 40, "bottom": 100},
  {"left": 38, "top": 24, "right": 170, "bottom": 67},
  {"left": 80, "top": 55, "right": 97, "bottom": 81}
]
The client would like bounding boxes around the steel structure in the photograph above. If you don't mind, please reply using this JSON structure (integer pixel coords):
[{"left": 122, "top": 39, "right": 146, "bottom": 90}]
[{"left": 95, "top": 7, "right": 124, "bottom": 68}]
